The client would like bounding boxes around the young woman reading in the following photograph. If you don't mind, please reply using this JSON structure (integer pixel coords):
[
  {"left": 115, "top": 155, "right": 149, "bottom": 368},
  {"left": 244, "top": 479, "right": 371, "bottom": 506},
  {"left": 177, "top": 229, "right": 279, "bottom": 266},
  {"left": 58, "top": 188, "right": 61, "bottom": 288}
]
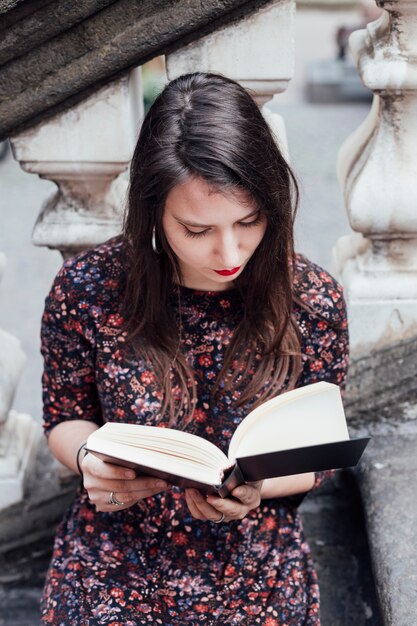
[{"left": 40, "top": 73, "right": 348, "bottom": 625}]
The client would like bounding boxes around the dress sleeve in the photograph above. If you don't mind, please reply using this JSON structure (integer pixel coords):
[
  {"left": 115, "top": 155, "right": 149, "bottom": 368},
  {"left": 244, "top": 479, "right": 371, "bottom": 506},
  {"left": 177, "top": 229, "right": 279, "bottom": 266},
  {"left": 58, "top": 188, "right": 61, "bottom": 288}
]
[
  {"left": 295, "top": 258, "right": 350, "bottom": 495},
  {"left": 41, "top": 262, "right": 103, "bottom": 437}
]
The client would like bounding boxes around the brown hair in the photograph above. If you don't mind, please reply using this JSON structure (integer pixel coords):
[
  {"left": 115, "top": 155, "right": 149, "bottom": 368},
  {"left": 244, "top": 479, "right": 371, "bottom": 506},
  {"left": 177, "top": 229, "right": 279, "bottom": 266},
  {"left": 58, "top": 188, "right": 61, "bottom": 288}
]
[{"left": 122, "top": 72, "right": 302, "bottom": 426}]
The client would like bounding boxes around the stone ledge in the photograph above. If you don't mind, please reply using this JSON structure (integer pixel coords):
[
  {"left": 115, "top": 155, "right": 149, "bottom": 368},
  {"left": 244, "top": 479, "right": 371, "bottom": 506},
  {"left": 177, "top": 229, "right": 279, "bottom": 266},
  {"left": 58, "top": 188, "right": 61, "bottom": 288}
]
[
  {"left": 356, "top": 433, "right": 417, "bottom": 625},
  {"left": 0, "top": 0, "right": 275, "bottom": 140}
]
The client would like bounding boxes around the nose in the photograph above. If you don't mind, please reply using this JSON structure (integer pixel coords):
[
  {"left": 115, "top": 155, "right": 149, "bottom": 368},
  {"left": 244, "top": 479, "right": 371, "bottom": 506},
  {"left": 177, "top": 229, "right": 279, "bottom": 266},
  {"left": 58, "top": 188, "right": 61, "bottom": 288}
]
[{"left": 215, "top": 230, "right": 241, "bottom": 268}]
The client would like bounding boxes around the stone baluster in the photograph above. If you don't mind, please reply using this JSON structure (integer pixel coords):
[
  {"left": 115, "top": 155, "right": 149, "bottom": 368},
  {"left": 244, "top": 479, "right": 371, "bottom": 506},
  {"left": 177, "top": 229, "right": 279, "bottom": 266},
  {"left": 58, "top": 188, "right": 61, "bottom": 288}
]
[
  {"left": 333, "top": 0, "right": 417, "bottom": 358},
  {"left": 4, "top": 69, "right": 144, "bottom": 489},
  {"left": 166, "top": 0, "right": 295, "bottom": 160},
  {"left": 0, "top": 253, "right": 40, "bottom": 510},
  {"left": 332, "top": 3, "right": 417, "bottom": 621},
  {"left": 10, "top": 68, "right": 144, "bottom": 259}
]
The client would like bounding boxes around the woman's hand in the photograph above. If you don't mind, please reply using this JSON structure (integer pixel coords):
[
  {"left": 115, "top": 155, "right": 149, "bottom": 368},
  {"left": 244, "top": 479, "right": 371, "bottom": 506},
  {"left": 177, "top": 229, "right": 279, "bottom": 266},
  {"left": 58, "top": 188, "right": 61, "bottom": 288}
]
[
  {"left": 185, "top": 481, "right": 263, "bottom": 523},
  {"left": 81, "top": 453, "right": 169, "bottom": 512}
]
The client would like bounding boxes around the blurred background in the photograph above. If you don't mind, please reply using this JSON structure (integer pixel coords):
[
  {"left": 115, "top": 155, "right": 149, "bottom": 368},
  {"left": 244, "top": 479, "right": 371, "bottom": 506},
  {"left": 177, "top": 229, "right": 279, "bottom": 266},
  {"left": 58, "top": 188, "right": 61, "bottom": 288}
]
[{"left": 0, "top": 0, "right": 379, "bottom": 425}]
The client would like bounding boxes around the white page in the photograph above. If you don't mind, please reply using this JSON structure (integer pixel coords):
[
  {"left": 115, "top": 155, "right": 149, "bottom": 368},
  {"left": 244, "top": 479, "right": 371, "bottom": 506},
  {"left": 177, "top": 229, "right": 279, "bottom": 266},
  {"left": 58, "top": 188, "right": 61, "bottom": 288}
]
[
  {"left": 228, "top": 382, "right": 349, "bottom": 460},
  {"left": 87, "top": 438, "right": 224, "bottom": 485}
]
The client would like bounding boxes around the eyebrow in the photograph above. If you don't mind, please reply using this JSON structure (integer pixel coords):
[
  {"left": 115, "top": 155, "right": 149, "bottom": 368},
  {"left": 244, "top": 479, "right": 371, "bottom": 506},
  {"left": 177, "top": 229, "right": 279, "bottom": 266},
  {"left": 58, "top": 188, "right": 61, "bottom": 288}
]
[{"left": 173, "top": 209, "right": 259, "bottom": 228}]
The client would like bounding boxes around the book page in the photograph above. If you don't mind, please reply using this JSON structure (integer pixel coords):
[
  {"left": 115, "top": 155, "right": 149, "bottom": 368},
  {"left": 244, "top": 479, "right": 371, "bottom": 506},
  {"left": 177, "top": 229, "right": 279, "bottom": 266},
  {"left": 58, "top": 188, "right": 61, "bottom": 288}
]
[
  {"left": 87, "top": 438, "right": 226, "bottom": 486},
  {"left": 228, "top": 382, "right": 349, "bottom": 461},
  {"left": 87, "top": 423, "right": 229, "bottom": 482}
]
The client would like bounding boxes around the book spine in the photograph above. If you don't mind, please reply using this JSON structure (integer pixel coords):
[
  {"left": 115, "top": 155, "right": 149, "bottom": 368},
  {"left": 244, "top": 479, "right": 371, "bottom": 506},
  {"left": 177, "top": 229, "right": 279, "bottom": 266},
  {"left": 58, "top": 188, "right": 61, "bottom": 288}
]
[{"left": 216, "top": 463, "right": 245, "bottom": 498}]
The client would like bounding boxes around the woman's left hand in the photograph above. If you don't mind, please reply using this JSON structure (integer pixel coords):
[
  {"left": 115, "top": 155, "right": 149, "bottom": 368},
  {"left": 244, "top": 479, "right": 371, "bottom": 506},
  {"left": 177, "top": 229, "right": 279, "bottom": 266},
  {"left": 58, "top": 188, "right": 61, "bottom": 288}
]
[{"left": 185, "top": 481, "right": 263, "bottom": 523}]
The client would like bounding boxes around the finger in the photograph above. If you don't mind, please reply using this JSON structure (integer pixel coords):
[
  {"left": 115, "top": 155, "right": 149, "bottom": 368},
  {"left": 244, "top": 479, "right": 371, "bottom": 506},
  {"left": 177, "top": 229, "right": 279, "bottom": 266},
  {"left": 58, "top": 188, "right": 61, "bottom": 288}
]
[
  {"left": 83, "top": 455, "right": 137, "bottom": 481},
  {"left": 90, "top": 482, "right": 169, "bottom": 511},
  {"left": 185, "top": 489, "right": 223, "bottom": 522},
  {"left": 184, "top": 489, "right": 205, "bottom": 520},
  {"left": 206, "top": 493, "right": 253, "bottom": 521},
  {"left": 84, "top": 474, "right": 169, "bottom": 495},
  {"left": 85, "top": 479, "right": 169, "bottom": 508},
  {"left": 231, "top": 483, "right": 262, "bottom": 507},
  {"left": 103, "top": 485, "right": 168, "bottom": 506}
]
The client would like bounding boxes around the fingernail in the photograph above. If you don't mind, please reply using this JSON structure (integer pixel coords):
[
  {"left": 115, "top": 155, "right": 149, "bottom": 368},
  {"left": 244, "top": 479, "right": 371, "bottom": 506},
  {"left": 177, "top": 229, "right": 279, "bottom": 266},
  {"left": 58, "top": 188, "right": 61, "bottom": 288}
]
[
  {"left": 125, "top": 470, "right": 136, "bottom": 479},
  {"left": 155, "top": 480, "right": 167, "bottom": 489}
]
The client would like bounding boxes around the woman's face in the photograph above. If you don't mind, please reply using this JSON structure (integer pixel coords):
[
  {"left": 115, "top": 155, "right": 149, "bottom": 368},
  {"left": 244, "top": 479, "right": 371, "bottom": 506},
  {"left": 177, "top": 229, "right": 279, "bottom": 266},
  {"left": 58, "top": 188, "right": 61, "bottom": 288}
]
[{"left": 162, "top": 177, "right": 267, "bottom": 291}]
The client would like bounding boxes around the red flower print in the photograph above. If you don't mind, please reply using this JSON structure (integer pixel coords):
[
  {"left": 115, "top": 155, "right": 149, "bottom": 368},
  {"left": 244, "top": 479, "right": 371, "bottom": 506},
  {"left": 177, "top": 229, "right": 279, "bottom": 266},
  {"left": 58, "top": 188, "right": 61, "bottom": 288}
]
[
  {"left": 110, "top": 587, "right": 124, "bottom": 599},
  {"left": 319, "top": 271, "right": 333, "bottom": 283},
  {"left": 172, "top": 532, "right": 188, "bottom": 545},
  {"left": 141, "top": 370, "right": 156, "bottom": 385},
  {"left": 261, "top": 516, "right": 277, "bottom": 531},
  {"left": 43, "top": 610, "right": 55, "bottom": 623},
  {"left": 329, "top": 288, "right": 341, "bottom": 302},
  {"left": 244, "top": 605, "right": 262, "bottom": 615},
  {"left": 129, "top": 590, "right": 142, "bottom": 601},
  {"left": 107, "top": 313, "right": 124, "bottom": 327},
  {"left": 310, "top": 359, "right": 324, "bottom": 372},
  {"left": 321, "top": 350, "right": 333, "bottom": 364},
  {"left": 105, "top": 279, "right": 119, "bottom": 289},
  {"left": 193, "top": 408, "right": 207, "bottom": 423},
  {"left": 198, "top": 354, "right": 213, "bottom": 367}
]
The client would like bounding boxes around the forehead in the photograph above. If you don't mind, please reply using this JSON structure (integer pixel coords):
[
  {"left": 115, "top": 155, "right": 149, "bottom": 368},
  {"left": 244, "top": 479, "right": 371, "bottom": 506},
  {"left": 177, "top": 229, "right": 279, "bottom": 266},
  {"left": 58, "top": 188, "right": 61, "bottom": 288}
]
[{"left": 164, "top": 177, "right": 257, "bottom": 222}]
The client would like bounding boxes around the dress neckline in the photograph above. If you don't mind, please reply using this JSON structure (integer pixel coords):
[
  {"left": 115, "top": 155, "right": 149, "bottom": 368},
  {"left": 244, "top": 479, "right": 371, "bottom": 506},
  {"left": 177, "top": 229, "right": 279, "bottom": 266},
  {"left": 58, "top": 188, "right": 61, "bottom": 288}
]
[{"left": 176, "top": 284, "right": 239, "bottom": 298}]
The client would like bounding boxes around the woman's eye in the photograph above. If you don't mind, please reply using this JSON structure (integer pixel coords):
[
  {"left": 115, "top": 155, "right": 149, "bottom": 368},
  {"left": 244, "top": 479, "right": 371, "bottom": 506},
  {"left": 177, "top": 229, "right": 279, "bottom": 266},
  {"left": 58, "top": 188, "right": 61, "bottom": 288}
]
[
  {"left": 239, "top": 213, "right": 263, "bottom": 228},
  {"left": 183, "top": 228, "right": 210, "bottom": 239}
]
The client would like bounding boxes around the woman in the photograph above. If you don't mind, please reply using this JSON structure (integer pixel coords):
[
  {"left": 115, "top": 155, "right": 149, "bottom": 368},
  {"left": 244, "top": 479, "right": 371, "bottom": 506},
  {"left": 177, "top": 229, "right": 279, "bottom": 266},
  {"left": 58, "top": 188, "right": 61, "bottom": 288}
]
[{"left": 40, "top": 73, "right": 348, "bottom": 625}]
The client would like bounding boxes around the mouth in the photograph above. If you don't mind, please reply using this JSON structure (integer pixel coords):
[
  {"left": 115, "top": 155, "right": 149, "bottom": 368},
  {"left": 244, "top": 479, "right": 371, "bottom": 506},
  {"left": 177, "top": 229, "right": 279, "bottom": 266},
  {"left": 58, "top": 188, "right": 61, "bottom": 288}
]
[{"left": 213, "top": 267, "right": 241, "bottom": 276}]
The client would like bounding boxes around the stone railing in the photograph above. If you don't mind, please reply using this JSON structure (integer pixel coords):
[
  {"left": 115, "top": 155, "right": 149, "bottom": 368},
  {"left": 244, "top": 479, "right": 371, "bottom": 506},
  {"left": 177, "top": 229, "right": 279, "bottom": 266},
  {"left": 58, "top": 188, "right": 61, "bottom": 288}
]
[{"left": 1, "top": 0, "right": 417, "bottom": 622}]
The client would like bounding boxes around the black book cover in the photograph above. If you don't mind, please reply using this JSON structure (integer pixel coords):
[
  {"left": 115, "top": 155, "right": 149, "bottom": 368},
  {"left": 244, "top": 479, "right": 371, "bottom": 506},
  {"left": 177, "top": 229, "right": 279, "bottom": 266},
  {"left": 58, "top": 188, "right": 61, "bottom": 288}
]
[{"left": 87, "top": 437, "right": 370, "bottom": 498}]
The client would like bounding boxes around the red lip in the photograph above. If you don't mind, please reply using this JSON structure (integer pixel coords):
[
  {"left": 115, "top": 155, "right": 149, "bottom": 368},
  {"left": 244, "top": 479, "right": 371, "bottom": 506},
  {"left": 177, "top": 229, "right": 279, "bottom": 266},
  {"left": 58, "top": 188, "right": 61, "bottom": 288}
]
[{"left": 214, "top": 267, "right": 241, "bottom": 276}]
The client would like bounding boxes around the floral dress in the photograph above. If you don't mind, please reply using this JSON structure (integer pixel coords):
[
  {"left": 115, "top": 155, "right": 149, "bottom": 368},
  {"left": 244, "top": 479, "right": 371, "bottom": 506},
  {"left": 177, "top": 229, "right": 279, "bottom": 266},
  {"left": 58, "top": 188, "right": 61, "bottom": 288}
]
[{"left": 40, "top": 236, "right": 348, "bottom": 626}]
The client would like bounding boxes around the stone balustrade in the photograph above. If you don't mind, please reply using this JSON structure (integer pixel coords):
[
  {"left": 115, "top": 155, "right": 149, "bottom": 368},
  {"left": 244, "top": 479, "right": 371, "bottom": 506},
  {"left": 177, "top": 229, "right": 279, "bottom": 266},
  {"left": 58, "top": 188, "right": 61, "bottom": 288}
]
[{"left": 332, "top": 1, "right": 417, "bottom": 622}]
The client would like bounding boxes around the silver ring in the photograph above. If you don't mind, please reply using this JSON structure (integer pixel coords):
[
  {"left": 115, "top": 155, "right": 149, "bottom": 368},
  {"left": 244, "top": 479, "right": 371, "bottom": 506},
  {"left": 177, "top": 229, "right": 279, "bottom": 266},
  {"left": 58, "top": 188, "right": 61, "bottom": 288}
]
[
  {"left": 108, "top": 491, "right": 125, "bottom": 506},
  {"left": 213, "top": 512, "right": 225, "bottom": 524}
]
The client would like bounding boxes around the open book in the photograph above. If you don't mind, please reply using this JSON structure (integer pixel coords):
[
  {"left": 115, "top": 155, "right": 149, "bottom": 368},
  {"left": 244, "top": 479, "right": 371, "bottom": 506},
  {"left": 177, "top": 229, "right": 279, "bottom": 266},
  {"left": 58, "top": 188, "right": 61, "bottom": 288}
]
[{"left": 86, "top": 381, "right": 369, "bottom": 497}]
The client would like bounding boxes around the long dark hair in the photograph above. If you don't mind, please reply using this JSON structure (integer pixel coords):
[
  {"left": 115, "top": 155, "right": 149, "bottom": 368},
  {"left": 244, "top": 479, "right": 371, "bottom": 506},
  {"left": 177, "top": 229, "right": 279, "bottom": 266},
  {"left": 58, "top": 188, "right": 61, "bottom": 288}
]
[{"left": 122, "top": 72, "right": 302, "bottom": 426}]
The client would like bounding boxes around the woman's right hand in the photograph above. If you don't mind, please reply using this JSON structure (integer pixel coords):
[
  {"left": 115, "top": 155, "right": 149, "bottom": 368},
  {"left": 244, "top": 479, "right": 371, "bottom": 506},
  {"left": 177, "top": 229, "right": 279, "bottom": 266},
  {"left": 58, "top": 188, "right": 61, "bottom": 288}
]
[{"left": 81, "top": 452, "right": 169, "bottom": 512}]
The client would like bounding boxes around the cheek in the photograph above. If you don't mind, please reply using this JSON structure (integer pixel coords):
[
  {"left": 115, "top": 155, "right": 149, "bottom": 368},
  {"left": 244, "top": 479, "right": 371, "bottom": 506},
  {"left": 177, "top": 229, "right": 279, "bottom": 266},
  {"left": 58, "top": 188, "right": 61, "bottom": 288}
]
[
  {"left": 168, "top": 234, "right": 207, "bottom": 265},
  {"left": 247, "top": 225, "right": 267, "bottom": 250}
]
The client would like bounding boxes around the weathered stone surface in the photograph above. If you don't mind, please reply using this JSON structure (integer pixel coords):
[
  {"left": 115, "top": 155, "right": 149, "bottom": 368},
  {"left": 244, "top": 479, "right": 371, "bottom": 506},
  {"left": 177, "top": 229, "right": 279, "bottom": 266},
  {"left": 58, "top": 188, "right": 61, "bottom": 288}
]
[
  {"left": 0, "top": 0, "right": 275, "bottom": 141},
  {"left": 345, "top": 336, "right": 417, "bottom": 433},
  {"left": 0, "top": 438, "right": 78, "bottom": 585},
  {"left": 356, "top": 434, "right": 417, "bottom": 625},
  {"left": 0, "top": 0, "right": 115, "bottom": 65}
]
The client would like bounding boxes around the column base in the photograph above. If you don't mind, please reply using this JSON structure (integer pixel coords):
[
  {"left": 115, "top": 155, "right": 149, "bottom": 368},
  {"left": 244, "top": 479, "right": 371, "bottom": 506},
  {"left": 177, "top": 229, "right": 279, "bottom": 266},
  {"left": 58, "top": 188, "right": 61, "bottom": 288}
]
[{"left": 333, "top": 234, "right": 417, "bottom": 358}]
